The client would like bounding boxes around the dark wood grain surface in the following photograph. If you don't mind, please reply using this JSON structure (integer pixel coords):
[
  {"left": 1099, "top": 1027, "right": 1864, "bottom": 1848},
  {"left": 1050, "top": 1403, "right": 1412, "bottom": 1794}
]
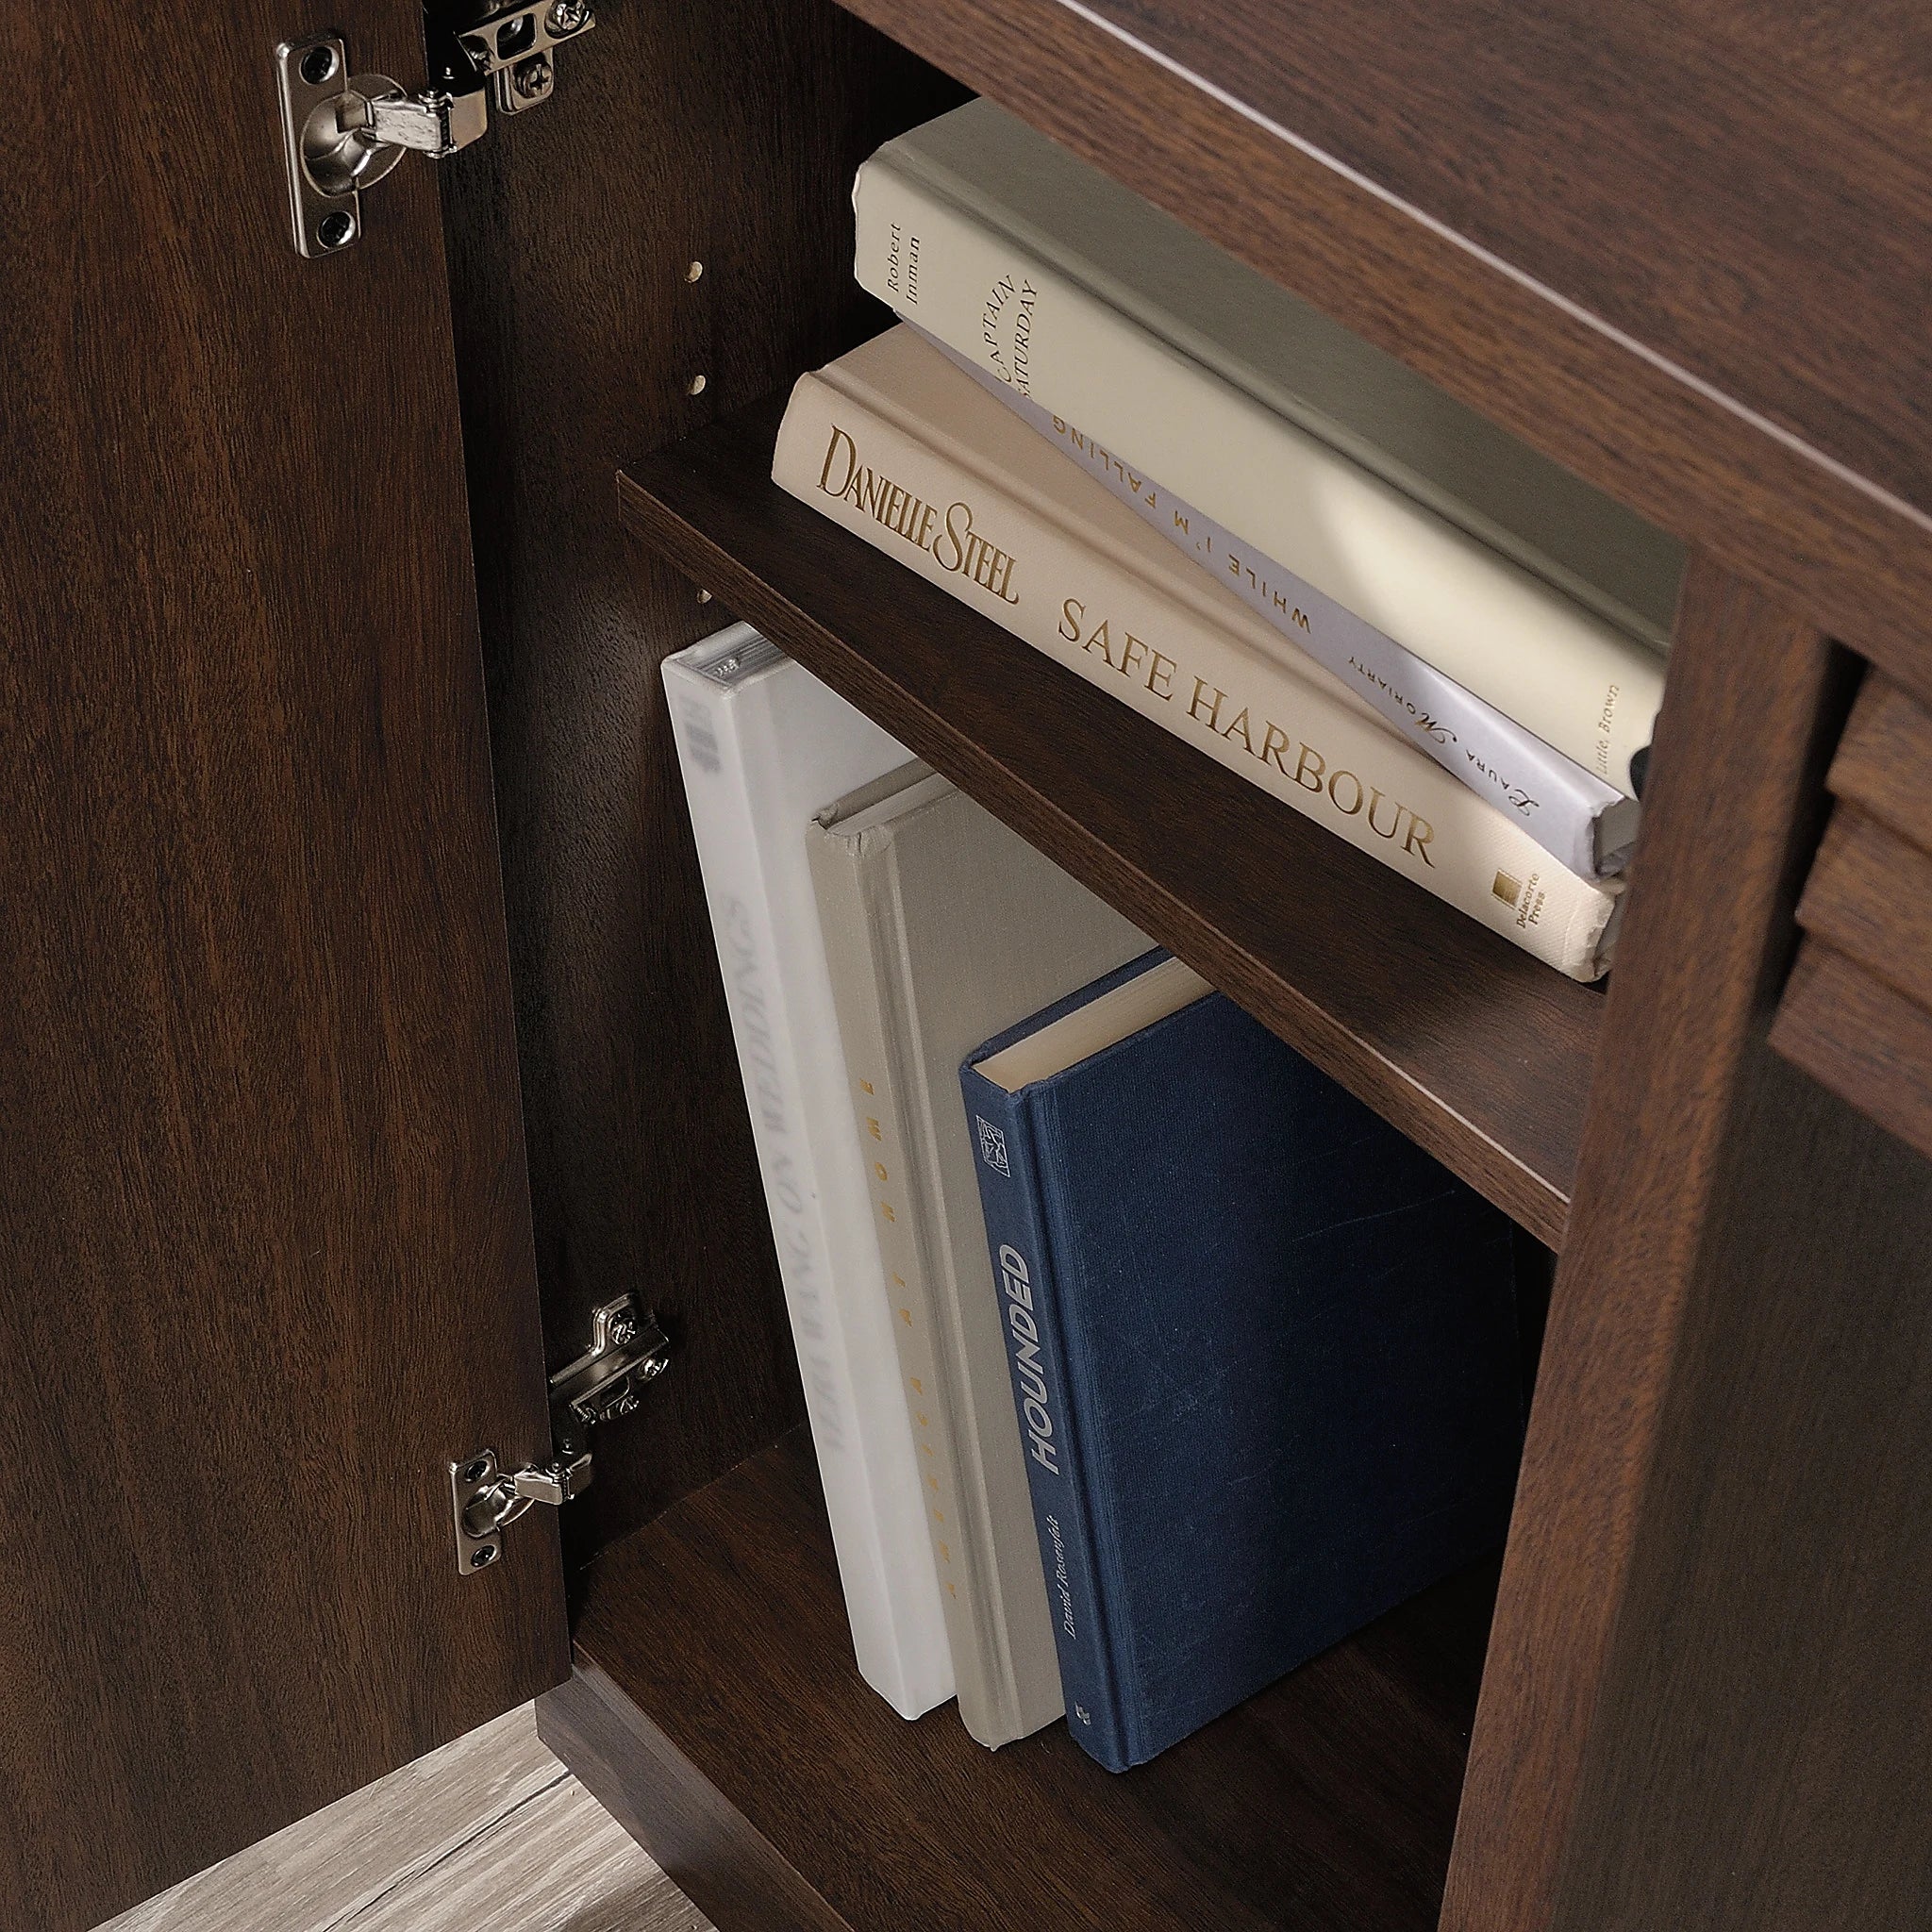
[
  {"left": 1768, "top": 671, "right": 1932, "bottom": 1158},
  {"left": 1538, "top": 1043, "right": 1932, "bottom": 1924},
  {"left": 435, "top": 1, "right": 963, "bottom": 1564},
  {"left": 833, "top": 0, "right": 1932, "bottom": 712},
  {"left": 1771, "top": 943, "right": 1932, "bottom": 1170},
  {"left": 0, "top": 4, "right": 566, "bottom": 1924},
  {"left": 548, "top": 1429, "right": 1497, "bottom": 1932},
  {"left": 1825, "top": 674, "right": 1932, "bottom": 855},
  {"left": 541, "top": 1670, "right": 848, "bottom": 1932},
  {"left": 1444, "top": 560, "right": 1913, "bottom": 1930},
  {"left": 1795, "top": 807, "right": 1932, "bottom": 1016},
  {"left": 617, "top": 408, "right": 1603, "bottom": 1247}
]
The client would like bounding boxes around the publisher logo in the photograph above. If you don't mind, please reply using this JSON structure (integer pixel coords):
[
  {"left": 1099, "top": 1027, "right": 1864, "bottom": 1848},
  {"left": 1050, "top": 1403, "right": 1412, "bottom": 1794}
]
[{"left": 975, "top": 1116, "right": 1009, "bottom": 1176}]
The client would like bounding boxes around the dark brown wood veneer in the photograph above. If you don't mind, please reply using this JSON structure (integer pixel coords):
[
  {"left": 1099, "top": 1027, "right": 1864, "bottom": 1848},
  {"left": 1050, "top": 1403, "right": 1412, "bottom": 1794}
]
[
  {"left": 543, "top": 1429, "right": 1497, "bottom": 1932},
  {"left": 617, "top": 407, "right": 1603, "bottom": 1246},
  {"left": 475, "top": 9, "right": 1932, "bottom": 1931},
  {"left": 1769, "top": 674, "right": 1932, "bottom": 1154},
  {"left": 1824, "top": 675, "right": 1932, "bottom": 846},
  {"left": 0, "top": 0, "right": 568, "bottom": 1922},
  {"left": 1794, "top": 808, "right": 1932, "bottom": 1015},
  {"left": 831, "top": 0, "right": 1932, "bottom": 712},
  {"left": 435, "top": 1, "right": 963, "bottom": 1558},
  {"left": 1771, "top": 944, "right": 1932, "bottom": 1168}
]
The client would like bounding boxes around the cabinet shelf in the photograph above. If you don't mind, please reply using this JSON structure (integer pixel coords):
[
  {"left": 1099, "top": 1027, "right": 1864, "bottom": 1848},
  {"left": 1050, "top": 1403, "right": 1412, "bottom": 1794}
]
[
  {"left": 547, "top": 1428, "right": 1498, "bottom": 1932},
  {"left": 618, "top": 403, "right": 1602, "bottom": 1246},
  {"left": 832, "top": 0, "right": 1932, "bottom": 697}
]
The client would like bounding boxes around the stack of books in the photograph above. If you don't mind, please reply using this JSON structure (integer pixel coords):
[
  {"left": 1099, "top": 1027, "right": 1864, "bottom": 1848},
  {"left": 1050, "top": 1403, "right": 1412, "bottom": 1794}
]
[
  {"left": 670, "top": 627, "right": 1522, "bottom": 1772},
  {"left": 663, "top": 100, "right": 1671, "bottom": 1772},
  {"left": 775, "top": 98, "right": 1687, "bottom": 983}
]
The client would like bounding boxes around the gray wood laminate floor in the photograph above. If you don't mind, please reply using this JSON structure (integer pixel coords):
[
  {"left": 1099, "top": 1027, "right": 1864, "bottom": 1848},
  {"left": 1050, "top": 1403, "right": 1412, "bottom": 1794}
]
[{"left": 96, "top": 1705, "right": 714, "bottom": 1932}]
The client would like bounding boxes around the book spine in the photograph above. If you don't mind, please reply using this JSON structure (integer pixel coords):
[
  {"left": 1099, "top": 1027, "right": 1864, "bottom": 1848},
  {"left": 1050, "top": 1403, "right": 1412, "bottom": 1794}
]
[
  {"left": 852, "top": 155, "right": 1664, "bottom": 795},
  {"left": 772, "top": 365, "right": 1622, "bottom": 980},
  {"left": 936, "top": 340, "right": 1634, "bottom": 880},
  {"left": 959, "top": 1064, "right": 1128, "bottom": 1771},
  {"left": 805, "top": 817, "right": 1026, "bottom": 1747},
  {"left": 663, "top": 657, "right": 950, "bottom": 1720}
]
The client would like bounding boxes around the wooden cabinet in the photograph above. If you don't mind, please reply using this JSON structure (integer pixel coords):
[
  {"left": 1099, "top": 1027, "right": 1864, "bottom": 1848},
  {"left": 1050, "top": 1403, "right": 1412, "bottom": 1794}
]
[{"left": 8, "top": 3, "right": 1931, "bottom": 1929}]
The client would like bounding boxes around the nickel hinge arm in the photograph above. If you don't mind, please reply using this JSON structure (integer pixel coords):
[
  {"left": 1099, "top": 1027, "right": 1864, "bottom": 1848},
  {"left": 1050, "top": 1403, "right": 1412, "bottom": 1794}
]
[
  {"left": 347, "top": 85, "right": 489, "bottom": 159},
  {"left": 274, "top": 3, "right": 594, "bottom": 258}
]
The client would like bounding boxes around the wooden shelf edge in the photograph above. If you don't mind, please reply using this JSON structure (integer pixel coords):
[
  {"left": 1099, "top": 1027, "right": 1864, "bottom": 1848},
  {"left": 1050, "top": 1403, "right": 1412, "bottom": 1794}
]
[
  {"left": 618, "top": 408, "right": 1602, "bottom": 1245},
  {"left": 831, "top": 0, "right": 1932, "bottom": 712},
  {"left": 550, "top": 1428, "right": 1497, "bottom": 1932},
  {"left": 539, "top": 1662, "right": 849, "bottom": 1932}
]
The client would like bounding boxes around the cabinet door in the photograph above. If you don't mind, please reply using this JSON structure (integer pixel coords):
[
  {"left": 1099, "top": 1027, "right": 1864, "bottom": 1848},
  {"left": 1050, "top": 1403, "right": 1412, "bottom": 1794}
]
[{"left": 0, "top": 6, "right": 567, "bottom": 1927}]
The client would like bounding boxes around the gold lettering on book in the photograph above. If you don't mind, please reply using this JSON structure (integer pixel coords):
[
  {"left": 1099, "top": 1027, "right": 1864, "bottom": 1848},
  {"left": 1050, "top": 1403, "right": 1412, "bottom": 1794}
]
[
  {"left": 1059, "top": 640, "right": 1437, "bottom": 864},
  {"left": 981, "top": 273, "right": 1038, "bottom": 393},
  {"left": 1593, "top": 684, "right": 1621, "bottom": 777},
  {"left": 883, "top": 223, "right": 920, "bottom": 304},
  {"left": 817, "top": 425, "right": 1020, "bottom": 605},
  {"left": 1058, "top": 603, "right": 1174, "bottom": 700}
]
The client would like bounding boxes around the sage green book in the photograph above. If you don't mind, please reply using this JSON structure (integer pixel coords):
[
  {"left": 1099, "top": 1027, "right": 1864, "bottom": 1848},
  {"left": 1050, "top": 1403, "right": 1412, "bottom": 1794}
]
[{"left": 808, "top": 764, "right": 1147, "bottom": 1747}]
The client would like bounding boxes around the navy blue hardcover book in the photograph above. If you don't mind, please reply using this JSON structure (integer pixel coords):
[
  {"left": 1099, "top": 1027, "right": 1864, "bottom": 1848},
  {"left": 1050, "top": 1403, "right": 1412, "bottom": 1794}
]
[{"left": 959, "top": 950, "right": 1524, "bottom": 1772}]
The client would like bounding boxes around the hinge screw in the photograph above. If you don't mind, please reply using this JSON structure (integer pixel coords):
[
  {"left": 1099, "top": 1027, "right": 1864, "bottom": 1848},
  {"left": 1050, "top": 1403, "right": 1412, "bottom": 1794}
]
[
  {"left": 608, "top": 1312, "right": 639, "bottom": 1347},
  {"left": 460, "top": 1457, "right": 491, "bottom": 1484},
  {"left": 547, "top": 0, "right": 591, "bottom": 32},
  {"left": 512, "top": 52, "right": 554, "bottom": 99},
  {"left": 470, "top": 1544, "right": 497, "bottom": 1569},
  {"left": 316, "top": 210, "right": 357, "bottom": 251}
]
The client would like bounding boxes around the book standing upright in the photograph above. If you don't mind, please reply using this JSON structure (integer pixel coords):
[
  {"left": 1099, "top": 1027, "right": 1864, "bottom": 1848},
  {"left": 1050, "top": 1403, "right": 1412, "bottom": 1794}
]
[
  {"left": 808, "top": 765, "right": 1148, "bottom": 1745},
  {"left": 663, "top": 625, "right": 953, "bottom": 1720},
  {"left": 961, "top": 953, "right": 1524, "bottom": 1770}
]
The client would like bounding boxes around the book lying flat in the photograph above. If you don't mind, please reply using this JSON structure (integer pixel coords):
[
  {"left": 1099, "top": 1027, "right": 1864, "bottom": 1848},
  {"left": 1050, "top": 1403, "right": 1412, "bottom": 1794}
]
[
  {"left": 663, "top": 627, "right": 953, "bottom": 1720},
  {"left": 936, "top": 336, "right": 1637, "bottom": 880},
  {"left": 773, "top": 325, "right": 1624, "bottom": 980},
  {"left": 808, "top": 765, "right": 1149, "bottom": 1747},
  {"left": 854, "top": 99, "right": 1680, "bottom": 798},
  {"left": 961, "top": 952, "right": 1525, "bottom": 1772}
]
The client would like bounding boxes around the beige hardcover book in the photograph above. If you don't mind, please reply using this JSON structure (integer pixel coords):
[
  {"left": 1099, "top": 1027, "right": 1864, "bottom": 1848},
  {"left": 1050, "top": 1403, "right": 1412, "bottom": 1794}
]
[
  {"left": 853, "top": 99, "right": 1681, "bottom": 795},
  {"left": 808, "top": 762, "right": 1147, "bottom": 1747},
  {"left": 774, "top": 325, "right": 1625, "bottom": 980}
]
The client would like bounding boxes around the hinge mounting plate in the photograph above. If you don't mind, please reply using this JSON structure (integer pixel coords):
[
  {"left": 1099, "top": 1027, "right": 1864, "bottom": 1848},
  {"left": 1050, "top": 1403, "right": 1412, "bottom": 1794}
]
[
  {"left": 449, "top": 1293, "right": 670, "bottom": 1575},
  {"left": 548, "top": 1293, "right": 672, "bottom": 1458},
  {"left": 275, "top": 3, "right": 594, "bottom": 257}
]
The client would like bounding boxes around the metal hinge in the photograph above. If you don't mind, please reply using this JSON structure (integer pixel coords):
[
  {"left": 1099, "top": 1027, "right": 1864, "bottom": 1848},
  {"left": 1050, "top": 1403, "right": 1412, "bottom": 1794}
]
[
  {"left": 449, "top": 1293, "right": 669, "bottom": 1575},
  {"left": 274, "top": 1, "right": 594, "bottom": 258}
]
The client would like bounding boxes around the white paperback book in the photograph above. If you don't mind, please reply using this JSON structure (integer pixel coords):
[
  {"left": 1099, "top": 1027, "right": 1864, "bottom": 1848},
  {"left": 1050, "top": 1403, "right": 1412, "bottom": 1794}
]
[
  {"left": 853, "top": 99, "right": 1682, "bottom": 801},
  {"left": 663, "top": 625, "right": 953, "bottom": 1719}
]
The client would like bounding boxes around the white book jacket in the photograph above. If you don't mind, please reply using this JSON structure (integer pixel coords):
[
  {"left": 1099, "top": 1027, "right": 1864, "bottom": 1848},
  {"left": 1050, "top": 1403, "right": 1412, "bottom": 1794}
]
[{"left": 664, "top": 626, "right": 953, "bottom": 1717}]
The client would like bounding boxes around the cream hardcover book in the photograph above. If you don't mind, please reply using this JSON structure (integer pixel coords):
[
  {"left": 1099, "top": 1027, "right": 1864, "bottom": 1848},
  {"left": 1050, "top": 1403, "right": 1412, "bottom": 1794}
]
[
  {"left": 808, "top": 763, "right": 1148, "bottom": 1747},
  {"left": 663, "top": 626, "right": 953, "bottom": 1720},
  {"left": 852, "top": 99, "right": 1682, "bottom": 799},
  {"left": 936, "top": 338, "right": 1638, "bottom": 881},
  {"left": 773, "top": 326, "right": 1624, "bottom": 980}
]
